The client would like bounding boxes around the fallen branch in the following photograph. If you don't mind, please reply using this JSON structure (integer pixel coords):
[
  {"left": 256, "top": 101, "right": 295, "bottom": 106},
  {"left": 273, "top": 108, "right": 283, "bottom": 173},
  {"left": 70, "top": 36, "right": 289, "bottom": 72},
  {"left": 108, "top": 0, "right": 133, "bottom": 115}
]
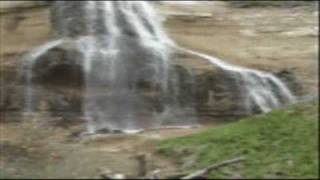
[
  {"left": 165, "top": 172, "right": 189, "bottom": 179},
  {"left": 181, "top": 157, "right": 245, "bottom": 179}
]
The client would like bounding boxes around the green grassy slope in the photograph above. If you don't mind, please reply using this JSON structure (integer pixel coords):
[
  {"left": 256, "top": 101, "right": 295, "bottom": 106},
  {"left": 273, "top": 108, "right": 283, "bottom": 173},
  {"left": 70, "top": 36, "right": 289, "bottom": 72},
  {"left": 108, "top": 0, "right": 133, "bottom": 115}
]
[{"left": 157, "top": 101, "right": 319, "bottom": 179}]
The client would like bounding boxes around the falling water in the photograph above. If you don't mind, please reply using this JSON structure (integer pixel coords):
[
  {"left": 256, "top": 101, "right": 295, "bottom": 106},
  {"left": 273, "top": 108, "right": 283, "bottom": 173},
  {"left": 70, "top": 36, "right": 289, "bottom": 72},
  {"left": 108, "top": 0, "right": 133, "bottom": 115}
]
[
  {"left": 50, "top": 1, "right": 191, "bottom": 133},
  {"left": 23, "top": 39, "right": 64, "bottom": 113},
  {"left": 23, "top": 1, "right": 295, "bottom": 133},
  {"left": 179, "top": 47, "right": 295, "bottom": 113}
]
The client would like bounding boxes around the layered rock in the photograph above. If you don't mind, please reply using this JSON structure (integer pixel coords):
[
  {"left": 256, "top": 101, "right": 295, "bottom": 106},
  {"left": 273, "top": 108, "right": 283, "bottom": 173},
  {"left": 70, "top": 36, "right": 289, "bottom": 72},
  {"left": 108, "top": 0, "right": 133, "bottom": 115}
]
[
  {"left": 5, "top": 42, "right": 297, "bottom": 123},
  {"left": 1, "top": 42, "right": 302, "bottom": 125},
  {"left": 0, "top": 2, "right": 308, "bottom": 126}
]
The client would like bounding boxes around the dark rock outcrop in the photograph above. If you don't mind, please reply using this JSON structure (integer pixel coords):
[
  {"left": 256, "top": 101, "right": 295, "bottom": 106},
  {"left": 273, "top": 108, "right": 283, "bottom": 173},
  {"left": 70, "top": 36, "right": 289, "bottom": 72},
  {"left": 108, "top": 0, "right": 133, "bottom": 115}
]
[
  {"left": 1, "top": 41, "right": 301, "bottom": 124},
  {"left": 30, "top": 41, "right": 84, "bottom": 87},
  {"left": 1, "top": 1, "right": 306, "bottom": 127},
  {"left": 276, "top": 70, "right": 304, "bottom": 96}
]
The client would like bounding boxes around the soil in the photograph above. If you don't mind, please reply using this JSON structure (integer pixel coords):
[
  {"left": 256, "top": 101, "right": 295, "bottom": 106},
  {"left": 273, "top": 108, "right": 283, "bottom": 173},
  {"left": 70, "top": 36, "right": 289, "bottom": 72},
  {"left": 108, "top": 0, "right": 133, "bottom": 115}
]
[{"left": 0, "top": 120, "right": 210, "bottom": 178}]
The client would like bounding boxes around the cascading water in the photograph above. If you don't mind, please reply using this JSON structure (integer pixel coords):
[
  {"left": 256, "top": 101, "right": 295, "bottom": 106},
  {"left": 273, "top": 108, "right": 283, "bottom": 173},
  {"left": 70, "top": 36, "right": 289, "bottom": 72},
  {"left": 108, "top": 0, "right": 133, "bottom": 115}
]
[
  {"left": 23, "top": 39, "right": 64, "bottom": 113},
  {"left": 22, "top": 1, "right": 295, "bottom": 133},
  {"left": 25, "top": 1, "right": 195, "bottom": 133},
  {"left": 178, "top": 47, "right": 295, "bottom": 113}
]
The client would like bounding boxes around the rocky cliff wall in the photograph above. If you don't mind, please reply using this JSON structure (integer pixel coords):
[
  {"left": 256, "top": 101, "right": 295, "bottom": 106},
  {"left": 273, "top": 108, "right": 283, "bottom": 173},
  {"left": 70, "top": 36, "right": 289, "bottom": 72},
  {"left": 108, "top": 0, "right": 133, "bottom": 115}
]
[{"left": 1, "top": 2, "right": 315, "bottom": 123}]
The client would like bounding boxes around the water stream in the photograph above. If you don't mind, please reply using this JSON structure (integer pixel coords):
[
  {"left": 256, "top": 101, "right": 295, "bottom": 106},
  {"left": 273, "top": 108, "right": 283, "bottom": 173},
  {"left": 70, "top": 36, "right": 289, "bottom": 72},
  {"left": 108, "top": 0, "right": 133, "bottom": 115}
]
[{"left": 23, "top": 1, "right": 295, "bottom": 133}]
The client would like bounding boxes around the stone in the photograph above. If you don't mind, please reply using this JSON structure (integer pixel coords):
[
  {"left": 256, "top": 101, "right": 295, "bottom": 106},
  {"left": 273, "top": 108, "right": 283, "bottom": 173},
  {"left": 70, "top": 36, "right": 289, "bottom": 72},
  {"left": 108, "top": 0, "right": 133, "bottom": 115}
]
[
  {"left": 276, "top": 69, "right": 305, "bottom": 96},
  {"left": 30, "top": 41, "right": 84, "bottom": 87},
  {"left": 0, "top": 1, "right": 306, "bottom": 127},
  {"left": 0, "top": 1, "right": 50, "bottom": 13},
  {"left": 15, "top": 40, "right": 281, "bottom": 124}
]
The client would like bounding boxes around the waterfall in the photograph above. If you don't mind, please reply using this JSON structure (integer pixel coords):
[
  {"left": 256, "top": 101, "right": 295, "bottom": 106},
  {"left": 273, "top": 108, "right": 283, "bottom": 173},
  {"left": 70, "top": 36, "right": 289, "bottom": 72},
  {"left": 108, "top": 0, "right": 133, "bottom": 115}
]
[
  {"left": 22, "top": 1, "right": 295, "bottom": 133},
  {"left": 23, "top": 39, "right": 64, "bottom": 113},
  {"left": 179, "top": 47, "right": 295, "bottom": 113},
  {"left": 50, "top": 1, "right": 190, "bottom": 132}
]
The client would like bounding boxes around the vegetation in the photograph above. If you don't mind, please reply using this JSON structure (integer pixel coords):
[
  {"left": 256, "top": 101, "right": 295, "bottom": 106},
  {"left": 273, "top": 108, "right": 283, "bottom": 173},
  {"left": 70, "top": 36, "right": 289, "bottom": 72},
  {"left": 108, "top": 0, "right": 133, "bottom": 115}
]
[{"left": 157, "top": 101, "right": 319, "bottom": 179}]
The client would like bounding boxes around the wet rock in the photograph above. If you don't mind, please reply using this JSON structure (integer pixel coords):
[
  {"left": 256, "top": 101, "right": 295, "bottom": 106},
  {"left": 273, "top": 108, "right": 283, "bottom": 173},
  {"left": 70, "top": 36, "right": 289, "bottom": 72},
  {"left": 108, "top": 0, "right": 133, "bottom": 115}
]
[
  {"left": 19, "top": 35, "right": 184, "bottom": 128},
  {"left": 1, "top": 1, "right": 305, "bottom": 127},
  {"left": 276, "top": 69, "right": 304, "bottom": 96},
  {"left": 17, "top": 41, "right": 84, "bottom": 116},
  {"left": 0, "top": 82, "right": 83, "bottom": 123},
  {"left": 3, "top": 40, "right": 302, "bottom": 125},
  {"left": 30, "top": 41, "right": 84, "bottom": 87},
  {"left": 18, "top": 41, "right": 280, "bottom": 124},
  {"left": 173, "top": 53, "right": 251, "bottom": 120},
  {"left": 0, "top": 84, "right": 24, "bottom": 112}
]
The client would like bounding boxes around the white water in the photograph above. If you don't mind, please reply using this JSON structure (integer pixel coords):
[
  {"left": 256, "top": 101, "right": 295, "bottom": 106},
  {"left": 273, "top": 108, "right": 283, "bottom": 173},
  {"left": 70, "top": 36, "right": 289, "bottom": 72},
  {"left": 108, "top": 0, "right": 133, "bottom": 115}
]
[
  {"left": 178, "top": 47, "right": 295, "bottom": 113},
  {"left": 61, "top": 1, "right": 187, "bottom": 132},
  {"left": 23, "top": 39, "right": 64, "bottom": 113},
  {"left": 23, "top": 1, "right": 295, "bottom": 133}
]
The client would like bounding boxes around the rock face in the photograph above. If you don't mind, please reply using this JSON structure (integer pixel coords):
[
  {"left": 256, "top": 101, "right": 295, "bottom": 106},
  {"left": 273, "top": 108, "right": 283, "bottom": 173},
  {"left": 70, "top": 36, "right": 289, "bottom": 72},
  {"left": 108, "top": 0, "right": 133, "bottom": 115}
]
[
  {"left": 2, "top": 41, "right": 253, "bottom": 122},
  {"left": 0, "top": 1, "right": 49, "bottom": 13},
  {"left": 29, "top": 41, "right": 84, "bottom": 87},
  {"left": 15, "top": 43, "right": 297, "bottom": 123},
  {"left": 0, "top": 2, "right": 308, "bottom": 126}
]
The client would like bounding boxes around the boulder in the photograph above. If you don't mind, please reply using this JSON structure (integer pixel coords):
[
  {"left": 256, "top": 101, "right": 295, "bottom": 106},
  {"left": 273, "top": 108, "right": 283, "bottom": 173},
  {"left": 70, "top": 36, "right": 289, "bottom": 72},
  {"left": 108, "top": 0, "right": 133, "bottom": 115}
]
[
  {"left": 276, "top": 69, "right": 305, "bottom": 96},
  {"left": 2, "top": 37, "right": 302, "bottom": 125},
  {"left": 30, "top": 40, "right": 84, "bottom": 88},
  {"left": 15, "top": 38, "right": 296, "bottom": 124}
]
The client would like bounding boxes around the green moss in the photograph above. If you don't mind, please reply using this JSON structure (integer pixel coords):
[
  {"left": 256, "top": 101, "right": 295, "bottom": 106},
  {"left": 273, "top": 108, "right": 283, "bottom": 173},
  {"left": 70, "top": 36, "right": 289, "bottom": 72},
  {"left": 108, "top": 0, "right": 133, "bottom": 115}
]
[{"left": 157, "top": 101, "right": 319, "bottom": 179}]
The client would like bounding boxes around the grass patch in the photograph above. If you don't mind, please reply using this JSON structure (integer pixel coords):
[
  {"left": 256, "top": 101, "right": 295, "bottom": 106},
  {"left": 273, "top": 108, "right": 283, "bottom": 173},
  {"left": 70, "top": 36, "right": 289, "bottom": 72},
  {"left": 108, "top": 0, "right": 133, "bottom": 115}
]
[{"left": 157, "top": 101, "right": 319, "bottom": 179}]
